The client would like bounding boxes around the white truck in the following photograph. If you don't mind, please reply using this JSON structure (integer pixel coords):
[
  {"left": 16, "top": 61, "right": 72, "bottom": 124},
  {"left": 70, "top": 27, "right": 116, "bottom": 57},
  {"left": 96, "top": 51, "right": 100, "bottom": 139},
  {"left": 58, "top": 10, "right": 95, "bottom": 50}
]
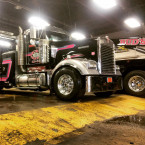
[{"left": 115, "top": 42, "right": 145, "bottom": 96}]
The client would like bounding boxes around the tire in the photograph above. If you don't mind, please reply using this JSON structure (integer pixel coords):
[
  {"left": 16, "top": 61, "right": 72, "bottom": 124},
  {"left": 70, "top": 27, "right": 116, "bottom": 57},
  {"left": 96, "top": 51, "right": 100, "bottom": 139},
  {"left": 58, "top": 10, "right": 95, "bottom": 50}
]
[
  {"left": 53, "top": 67, "right": 85, "bottom": 101},
  {"left": 94, "top": 91, "right": 113, "bottom": 97},
  {"left": 124, "top": 70, "right": 145, "bottom": 96}
]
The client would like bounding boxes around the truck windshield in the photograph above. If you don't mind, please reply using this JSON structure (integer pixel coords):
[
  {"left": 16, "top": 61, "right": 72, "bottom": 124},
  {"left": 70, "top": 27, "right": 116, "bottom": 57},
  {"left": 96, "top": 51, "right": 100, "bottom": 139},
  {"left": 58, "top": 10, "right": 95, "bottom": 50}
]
[{"left": 46, "top": 31, "right": 69, "bottom": 42}]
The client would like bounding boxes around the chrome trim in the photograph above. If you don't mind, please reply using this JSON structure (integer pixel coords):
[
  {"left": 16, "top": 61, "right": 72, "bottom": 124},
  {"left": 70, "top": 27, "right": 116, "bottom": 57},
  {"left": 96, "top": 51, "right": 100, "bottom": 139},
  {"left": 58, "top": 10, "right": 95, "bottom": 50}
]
[
  {"left": 128, "top": 75, "right": 145, "bottom": 92},
  {"left": 16, "top": 73, "right": 46, "bottom": 87},
  {"left": 113, "top": 44, "right": 117, "bottom": 74},
  {"left": 57, "top": 74, "right": 74, "bottom": 95},
  {"left": 86, "top": 76, "right": 92, "bottom": 93},
  {"left": 18, "top": 26, "right": 26, "bottom": 72},
  {"left": 98, "top": 37, "right": 116, "bottom": 75},
  {"left": 47, "top": 70, "right": 52, "bottom": 86},
  {"left": 39, "top": 39, "right": 49, "bottom": 64},
  {"left": 52, "top": 59, "right": 100, "bottom": 76},
  {"left": 97, "top": 37, "right": 102, "bottom": 74}
]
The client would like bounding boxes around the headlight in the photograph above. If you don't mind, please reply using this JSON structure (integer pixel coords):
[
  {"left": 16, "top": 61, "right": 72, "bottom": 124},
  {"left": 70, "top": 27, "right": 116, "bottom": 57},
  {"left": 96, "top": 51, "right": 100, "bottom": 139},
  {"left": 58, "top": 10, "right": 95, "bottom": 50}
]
[{"left": 87, "top": 60, "right": 97, "bottom": 69}]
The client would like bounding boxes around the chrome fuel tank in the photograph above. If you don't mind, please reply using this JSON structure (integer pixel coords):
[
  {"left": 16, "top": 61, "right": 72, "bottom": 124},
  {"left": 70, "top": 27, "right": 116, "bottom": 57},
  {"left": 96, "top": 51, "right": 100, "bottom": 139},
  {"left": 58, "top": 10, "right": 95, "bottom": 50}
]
[{"left": 16, "top": 73, "right": 46, "bottom": 87}]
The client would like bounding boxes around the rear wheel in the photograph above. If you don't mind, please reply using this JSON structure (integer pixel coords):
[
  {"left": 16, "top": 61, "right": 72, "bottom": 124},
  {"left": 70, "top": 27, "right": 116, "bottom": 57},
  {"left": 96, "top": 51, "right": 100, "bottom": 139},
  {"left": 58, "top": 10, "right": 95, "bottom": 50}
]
[
  {"left": 53, "top": 67, "right": 85, "bottom": 101},
  {"left": 94, "top": 91, "right": 113, "bottom": 97},
  {"left": 124, "top": 70, "right": 145, "bottom": 96}
]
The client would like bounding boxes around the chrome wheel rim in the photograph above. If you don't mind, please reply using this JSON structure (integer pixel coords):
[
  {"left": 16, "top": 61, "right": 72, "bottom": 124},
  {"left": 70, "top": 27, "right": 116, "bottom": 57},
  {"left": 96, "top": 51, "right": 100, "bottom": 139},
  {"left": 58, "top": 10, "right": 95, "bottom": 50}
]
[
  {"left": 57, "top": 74, "right": 74, "bottom": 95},
  {"left": 128, "top": 76, "right": 145, "bottom": 92}
]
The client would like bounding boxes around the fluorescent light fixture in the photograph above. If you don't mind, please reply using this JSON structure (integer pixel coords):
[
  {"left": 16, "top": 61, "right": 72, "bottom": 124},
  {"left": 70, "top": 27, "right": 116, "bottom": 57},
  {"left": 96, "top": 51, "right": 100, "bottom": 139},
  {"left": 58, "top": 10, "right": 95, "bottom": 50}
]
[
  {"left": 0, "top": 40, "right": 11, "bottom": 47},
  {"left": 71, "top": 32, "right": 86, "bottom": 40},
  {"left": 52, "top": 38, "right": 58, "bottom": 42},
  {"left": 124, "top": 18, "right": 141, "bottom": 28},
  {"left": 93, "top": 0, "right": 117, "bottom": 9},
  {"left": 28, "top": 16, "right": 50, "bottom": 29}
]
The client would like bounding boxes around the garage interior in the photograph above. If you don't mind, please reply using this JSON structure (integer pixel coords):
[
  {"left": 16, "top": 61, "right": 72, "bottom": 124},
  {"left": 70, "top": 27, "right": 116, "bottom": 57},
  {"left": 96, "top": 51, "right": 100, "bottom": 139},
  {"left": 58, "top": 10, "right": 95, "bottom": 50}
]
[{"left": 0, "top": 0, "right": 145, "bottom": 145}]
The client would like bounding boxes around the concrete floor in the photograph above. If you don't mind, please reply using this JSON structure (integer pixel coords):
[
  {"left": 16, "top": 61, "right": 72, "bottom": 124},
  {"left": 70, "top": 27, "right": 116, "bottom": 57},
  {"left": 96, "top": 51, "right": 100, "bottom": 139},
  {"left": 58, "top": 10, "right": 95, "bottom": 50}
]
[
  {"left": 0, "top": 89, "right": 145, "bottom": 145},
  {"left": 0, "top": 89, "right": 67, "bottom": 115}
]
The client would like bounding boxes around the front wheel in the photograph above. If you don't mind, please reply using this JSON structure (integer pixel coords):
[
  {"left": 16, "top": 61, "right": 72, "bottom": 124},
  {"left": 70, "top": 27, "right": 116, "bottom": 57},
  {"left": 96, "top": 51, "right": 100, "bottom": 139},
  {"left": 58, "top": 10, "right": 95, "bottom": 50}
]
[
  {"left": 53, "top": 67, "right": 85, "bottom": 101},
  {"left": 124, "top": 70, "right": 145, "bottom": 96}
]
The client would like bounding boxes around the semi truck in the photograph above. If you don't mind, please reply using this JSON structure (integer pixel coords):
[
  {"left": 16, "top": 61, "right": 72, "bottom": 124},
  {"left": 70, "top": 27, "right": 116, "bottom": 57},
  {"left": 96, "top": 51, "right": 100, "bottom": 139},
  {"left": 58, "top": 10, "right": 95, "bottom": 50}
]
[
  {"left": 0, "top": 27, "right": 122, "bottom": 101},
  {"left": 115, "top": 39, "right": 145, "bottom": 96}
]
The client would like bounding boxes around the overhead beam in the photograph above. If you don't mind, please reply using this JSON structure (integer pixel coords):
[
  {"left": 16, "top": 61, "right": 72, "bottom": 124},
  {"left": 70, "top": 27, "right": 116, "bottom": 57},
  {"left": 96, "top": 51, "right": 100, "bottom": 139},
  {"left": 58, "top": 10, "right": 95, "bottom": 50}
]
[{"left": 0, "top": 0, "right": 72, "bottom": 29}]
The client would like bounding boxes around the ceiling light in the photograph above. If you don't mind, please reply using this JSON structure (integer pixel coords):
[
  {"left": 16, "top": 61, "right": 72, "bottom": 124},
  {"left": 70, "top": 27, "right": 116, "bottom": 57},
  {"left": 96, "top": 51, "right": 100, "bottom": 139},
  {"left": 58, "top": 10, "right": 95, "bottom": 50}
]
[
  {"left": 52, "top": 39, "right": 58, "bottom": 42},
  {"left": 93, "top": 0, "right": 117, "bottom": 9},
  {"left": 0, "top": 40, "right": 11, "bottom": 47},
  {"left": 15, "top": 5, "right": 22, "bottom": 10},
  {"left": 71, "top": 32, "right": 86, "bottom": 40},
  {"left": 124, "top": 18, "right": 141, "bottom": 28},
  {"left": 28, "top": 17, "right": 50, "bottom": 29}
]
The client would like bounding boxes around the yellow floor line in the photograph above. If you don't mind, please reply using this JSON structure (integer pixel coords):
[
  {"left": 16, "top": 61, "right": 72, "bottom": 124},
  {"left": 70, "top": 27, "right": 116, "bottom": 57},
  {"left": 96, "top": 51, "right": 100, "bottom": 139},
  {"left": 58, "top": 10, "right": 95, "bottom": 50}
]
[{"left": 0, "top": 95, "right": 145, "bottom": 145}]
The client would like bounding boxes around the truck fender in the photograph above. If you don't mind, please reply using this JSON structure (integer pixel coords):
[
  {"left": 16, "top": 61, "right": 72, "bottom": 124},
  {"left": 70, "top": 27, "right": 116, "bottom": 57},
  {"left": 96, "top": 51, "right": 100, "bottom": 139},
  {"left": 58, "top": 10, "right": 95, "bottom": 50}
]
[
  {"left": 49, "top": 59, "right": 99, "bottom": 92},
  {"left": 51, "top": 59, "right": 99, "bottom": 77}
]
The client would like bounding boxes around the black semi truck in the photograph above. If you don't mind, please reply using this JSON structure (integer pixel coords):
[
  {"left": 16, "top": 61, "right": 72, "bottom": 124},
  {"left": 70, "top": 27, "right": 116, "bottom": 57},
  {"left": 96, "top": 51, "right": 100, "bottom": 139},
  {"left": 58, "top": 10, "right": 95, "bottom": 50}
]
[{"left": 0, "top": 27, "right": 122, "bottom": 101}]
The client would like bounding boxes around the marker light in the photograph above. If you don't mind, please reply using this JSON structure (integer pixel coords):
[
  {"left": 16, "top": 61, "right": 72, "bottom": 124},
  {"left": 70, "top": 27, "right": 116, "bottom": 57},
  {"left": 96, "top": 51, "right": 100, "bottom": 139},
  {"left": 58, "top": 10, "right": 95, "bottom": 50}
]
[
  {"left": 0, "top": 40, "right": 11, "bottom": 47},
  {"left": 28, "top": 17, "right": 50, "bottom": 29},
  {"left": 93, "top": 0, "right": 117, "bottom": 9},
  {"left": 71, "top": 32, "right": 86, "bottom": 40},
  {"left": 124, "top": 18, "right": 141, "bottom": 28}
]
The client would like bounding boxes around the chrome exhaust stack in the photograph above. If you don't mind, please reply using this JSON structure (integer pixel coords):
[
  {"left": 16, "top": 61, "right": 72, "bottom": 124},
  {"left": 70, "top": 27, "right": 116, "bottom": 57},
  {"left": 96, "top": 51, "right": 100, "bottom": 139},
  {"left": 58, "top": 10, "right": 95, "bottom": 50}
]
[{"left": 18, "top": 26, "right": 26, "bottom": 73}]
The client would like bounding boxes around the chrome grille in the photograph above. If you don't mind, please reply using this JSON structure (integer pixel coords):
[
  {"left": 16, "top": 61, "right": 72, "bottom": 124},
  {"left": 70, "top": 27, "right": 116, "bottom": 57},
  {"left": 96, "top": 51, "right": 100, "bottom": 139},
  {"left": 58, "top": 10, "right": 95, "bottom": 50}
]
[{"left": 101, "top": 44, "right": 116, "bottom": 75}]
